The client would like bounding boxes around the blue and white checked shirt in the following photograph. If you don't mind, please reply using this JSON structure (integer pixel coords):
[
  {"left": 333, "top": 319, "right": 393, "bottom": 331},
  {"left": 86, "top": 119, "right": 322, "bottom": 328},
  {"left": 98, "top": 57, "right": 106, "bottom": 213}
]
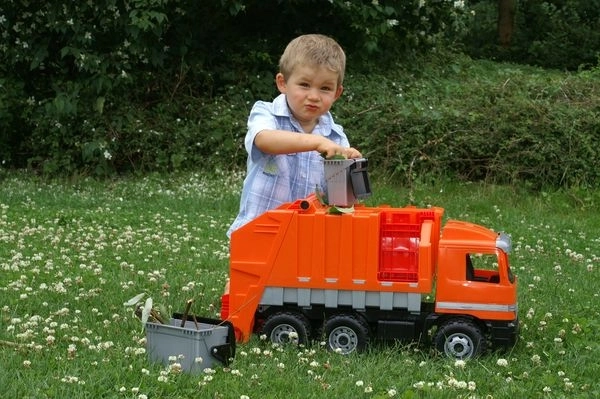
[{"left": 227, "top": 94, "right": 350, "bottom": 237}]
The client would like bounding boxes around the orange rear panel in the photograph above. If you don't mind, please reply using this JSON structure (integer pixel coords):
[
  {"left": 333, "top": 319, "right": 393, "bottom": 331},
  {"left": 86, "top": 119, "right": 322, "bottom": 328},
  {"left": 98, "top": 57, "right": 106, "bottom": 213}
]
[{"left": 227, "top": 195, "right": 444, "bottom": 341}]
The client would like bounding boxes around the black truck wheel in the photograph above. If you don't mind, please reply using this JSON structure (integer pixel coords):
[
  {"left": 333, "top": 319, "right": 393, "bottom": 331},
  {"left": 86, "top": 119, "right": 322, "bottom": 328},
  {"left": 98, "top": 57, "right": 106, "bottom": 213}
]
[
  {"left": 434, "top": 319, "right": 486, "bottom": 359},
  {"left": 261, "top": 312, "right": 311, "bottom": 346},
  {"left": 323, "top": 314, "right": 370, "bottom": 355}
]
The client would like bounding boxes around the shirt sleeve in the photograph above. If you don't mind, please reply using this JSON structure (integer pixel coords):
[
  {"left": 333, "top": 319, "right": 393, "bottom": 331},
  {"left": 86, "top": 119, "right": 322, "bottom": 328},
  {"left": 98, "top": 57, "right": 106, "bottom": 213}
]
[{"left": 245, "top": 101, "right": 278, "bottom": 163}]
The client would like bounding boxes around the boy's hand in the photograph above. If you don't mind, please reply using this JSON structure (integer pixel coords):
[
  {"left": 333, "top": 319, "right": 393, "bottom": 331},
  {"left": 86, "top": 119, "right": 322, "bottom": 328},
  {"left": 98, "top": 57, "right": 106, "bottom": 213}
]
[{"left": 318, "top": 141, "right": 362, "bottom": 159}]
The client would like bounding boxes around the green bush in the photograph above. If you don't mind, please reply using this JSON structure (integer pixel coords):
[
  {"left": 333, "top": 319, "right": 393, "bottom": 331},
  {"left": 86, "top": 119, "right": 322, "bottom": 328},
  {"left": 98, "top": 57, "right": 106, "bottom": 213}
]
[
  {"left": 1, "top": 1, "right": 598, "bottom": 188},
  {"left": 0, "top": 0, "right": 470, "bottom": 175},
  {"left": 336, "top": 53, "right": 600, "bottom": 189}
]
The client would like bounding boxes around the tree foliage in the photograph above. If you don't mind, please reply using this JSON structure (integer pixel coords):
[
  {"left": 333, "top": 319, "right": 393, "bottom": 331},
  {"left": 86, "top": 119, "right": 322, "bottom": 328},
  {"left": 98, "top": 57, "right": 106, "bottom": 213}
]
[
  {"left": 466, "top": 0, "right": 600, "bottom": 70},
  {"left": 0, "top": 0, "right": 469, "bottom": 175},
  {"left": 0, "top": 0, "right": 598, "bottom": 188}
]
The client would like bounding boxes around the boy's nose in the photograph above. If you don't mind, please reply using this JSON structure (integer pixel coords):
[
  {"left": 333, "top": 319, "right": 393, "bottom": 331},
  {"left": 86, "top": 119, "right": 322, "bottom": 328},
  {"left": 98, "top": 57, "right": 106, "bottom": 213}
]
[{"left": 307, "top": 89, "right": 320, "bottom": 100}]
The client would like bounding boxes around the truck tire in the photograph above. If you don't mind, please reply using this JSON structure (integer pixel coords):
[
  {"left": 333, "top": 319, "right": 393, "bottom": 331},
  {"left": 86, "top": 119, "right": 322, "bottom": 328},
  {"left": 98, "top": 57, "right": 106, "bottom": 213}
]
[
  {"left": 261, "top": 312, "right": 311, "bottom": 346},
  {"left": 434, "top": 319, "right": 486, "bottom": 359},
  {"left": 323, "top": 314, "right": 370, "bottom": 355}
]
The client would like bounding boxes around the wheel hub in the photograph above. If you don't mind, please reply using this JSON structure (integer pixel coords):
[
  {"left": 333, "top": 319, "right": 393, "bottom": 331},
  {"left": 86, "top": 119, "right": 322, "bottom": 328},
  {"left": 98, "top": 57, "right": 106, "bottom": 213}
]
[
  {"left": 444, "top": 333, "right": 474, "bottom": 359},
  {"left": 271, "top": 324, "right": 299, "bottom": 345},
  {"left": 328, "top": 326, "right": 358, "bottom": 354}
]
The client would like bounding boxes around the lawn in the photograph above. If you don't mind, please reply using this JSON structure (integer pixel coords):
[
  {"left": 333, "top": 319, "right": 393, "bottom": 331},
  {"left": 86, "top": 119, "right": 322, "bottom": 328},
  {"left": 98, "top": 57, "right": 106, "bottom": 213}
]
[{"left": 1, "top": 171, "right": 598, "bottom": 399}]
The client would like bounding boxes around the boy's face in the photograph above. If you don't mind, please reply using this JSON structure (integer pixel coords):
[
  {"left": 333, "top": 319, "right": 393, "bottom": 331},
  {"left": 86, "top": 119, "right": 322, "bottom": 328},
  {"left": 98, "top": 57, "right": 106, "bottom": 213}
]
[{"left": 276, "top": 65, "right": 343, "bottom": 131}]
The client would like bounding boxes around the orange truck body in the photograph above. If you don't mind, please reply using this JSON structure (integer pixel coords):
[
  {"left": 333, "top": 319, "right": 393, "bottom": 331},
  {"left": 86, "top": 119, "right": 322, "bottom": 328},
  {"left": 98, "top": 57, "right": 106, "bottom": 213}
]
[{"left": 221, "top": 160, "right": 518, "bottom": 358}]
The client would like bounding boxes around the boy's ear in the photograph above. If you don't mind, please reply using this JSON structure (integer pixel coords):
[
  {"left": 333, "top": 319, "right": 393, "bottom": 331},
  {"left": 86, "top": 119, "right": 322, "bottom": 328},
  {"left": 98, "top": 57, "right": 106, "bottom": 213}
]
[
  {"left": 275, "top": 73, "right": 287, "bottom": 93},
  {"left": 334, "top": 84, "right": 344, "bottom": 100}
]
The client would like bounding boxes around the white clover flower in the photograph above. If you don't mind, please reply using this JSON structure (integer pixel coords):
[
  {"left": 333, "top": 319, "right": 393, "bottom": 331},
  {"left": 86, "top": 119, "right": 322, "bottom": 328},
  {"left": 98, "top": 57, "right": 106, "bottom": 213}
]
[
  {"left": 496, "top": 358, "right": 508, "bottom": 367},
  {"left": 169, "top": 363, "right": 182, "bottom": 374},
  {"left": 454, "top": 359, "right": 466, "bottom": 368},
  {"left": 554, "top": 265, "right": 562, "bottom": 272},
  {"left": 355, "top": 380, "right": 364, "bottom": 387}
]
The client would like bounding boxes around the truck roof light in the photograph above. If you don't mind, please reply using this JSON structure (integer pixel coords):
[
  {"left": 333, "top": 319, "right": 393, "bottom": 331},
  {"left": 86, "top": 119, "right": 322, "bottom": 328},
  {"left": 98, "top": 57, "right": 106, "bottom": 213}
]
[{"left": 496, "top": 233, "right": 512, "bottom": 254}]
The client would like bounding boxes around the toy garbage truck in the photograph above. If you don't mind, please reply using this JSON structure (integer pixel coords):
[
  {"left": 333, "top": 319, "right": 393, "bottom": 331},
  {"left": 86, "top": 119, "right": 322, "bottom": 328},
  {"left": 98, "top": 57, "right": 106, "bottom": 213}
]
[{"left": 221, "top": 159, "right": 518, "bottom": 359}]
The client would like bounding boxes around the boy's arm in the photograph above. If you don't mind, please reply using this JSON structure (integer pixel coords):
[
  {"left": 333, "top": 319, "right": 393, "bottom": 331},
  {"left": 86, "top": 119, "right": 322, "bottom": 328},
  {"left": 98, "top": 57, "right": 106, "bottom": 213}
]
[{"left": 255, "top": 129, "right": 362, "bottom": 159}]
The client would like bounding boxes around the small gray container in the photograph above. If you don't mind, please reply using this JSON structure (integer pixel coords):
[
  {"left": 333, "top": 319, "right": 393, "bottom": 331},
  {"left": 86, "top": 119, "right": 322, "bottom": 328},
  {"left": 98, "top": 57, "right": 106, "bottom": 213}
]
[
  {"left": 145, "top": 315, "right": 234, "bottom": 373},
  {"left": 324, "top": 158, "right": 371, "bottom": 206}
]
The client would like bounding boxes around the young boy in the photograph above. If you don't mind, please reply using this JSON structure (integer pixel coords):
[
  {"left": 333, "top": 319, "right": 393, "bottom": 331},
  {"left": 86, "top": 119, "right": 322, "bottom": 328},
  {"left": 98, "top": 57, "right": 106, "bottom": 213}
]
[{"left": 227, "top": 34, "right": 362, "bottom": 238}]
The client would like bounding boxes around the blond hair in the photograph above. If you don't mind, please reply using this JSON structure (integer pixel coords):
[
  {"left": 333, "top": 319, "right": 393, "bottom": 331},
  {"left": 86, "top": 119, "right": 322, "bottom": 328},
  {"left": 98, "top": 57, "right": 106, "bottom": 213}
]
[{"left": 279, "top": 34, "right": 346, "bottom": 86}]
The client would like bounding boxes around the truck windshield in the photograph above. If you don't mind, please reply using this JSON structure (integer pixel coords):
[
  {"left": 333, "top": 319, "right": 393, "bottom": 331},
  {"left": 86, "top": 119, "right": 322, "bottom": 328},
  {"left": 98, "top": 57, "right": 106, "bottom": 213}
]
[{"left": 502, "top": 251, "right": 515, "bottom": 284}]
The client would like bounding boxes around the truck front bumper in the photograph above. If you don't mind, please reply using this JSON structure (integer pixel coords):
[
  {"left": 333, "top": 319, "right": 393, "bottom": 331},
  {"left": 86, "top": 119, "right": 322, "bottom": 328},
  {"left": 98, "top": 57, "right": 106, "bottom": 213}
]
[{"left": 488, "top": 317, "right": 519, "bottom": 348}]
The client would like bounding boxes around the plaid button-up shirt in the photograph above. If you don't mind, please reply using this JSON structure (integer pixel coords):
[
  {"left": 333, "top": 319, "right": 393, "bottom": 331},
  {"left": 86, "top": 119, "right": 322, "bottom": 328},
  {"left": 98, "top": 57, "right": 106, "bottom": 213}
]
[{"left": 227, "top": 94, "right": 350, "bottom": 238}]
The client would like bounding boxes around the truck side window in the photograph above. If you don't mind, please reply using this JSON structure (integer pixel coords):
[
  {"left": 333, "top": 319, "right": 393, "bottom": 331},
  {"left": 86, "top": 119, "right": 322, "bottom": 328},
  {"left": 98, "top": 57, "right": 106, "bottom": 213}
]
[{"left": 466, "top": 253, "right": 500, "bottom": 283}]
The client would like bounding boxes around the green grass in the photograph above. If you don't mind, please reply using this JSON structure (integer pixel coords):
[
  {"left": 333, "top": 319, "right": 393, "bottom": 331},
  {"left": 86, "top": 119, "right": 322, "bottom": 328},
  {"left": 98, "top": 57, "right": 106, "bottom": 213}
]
[{"left": 1, "top": 172, "right": 599, "bottom": 398}]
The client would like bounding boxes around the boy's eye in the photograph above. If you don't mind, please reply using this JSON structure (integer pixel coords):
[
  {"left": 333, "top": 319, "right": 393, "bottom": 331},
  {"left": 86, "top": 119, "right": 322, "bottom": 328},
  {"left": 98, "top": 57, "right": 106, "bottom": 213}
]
[
  {"left": 321, "top": 86, "right": 333, "bottom": 92},
  {"left": 299, "top": 82, "right": 310, "bottom": 88}
]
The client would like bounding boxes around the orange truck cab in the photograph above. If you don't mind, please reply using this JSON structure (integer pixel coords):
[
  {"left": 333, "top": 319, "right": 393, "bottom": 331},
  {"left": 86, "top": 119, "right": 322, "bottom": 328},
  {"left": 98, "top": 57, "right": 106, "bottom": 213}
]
[{"left": 221, "top": 159, "right": 518, "bottom": 359}]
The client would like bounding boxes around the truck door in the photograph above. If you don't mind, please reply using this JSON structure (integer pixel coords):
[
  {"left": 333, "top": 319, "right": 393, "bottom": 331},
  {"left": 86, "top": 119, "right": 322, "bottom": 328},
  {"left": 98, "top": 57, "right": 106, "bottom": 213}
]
[{"left": 435, "top": 247, "right": 517, "bottom": 322}]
